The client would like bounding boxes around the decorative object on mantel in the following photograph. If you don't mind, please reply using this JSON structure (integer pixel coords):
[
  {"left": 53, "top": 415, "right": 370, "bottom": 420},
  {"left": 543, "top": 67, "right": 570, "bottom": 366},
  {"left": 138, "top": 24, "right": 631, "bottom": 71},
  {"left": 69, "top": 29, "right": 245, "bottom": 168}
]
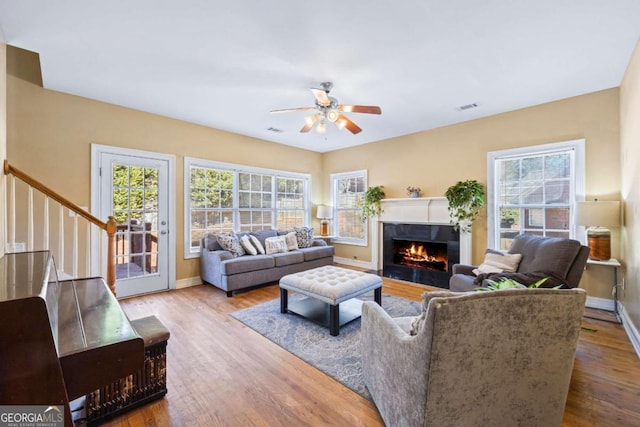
[
  {"left": 406, "top": 186, "right": 421, "bottom": 198},
  {"left": 358, "top": 185, "right": 385, "bottom": 220},
  {"left": 576, "top": 199, "right": 620, "bottom": 260},
  {"left": 316, "top": 205, "right": 333, "bottom": 236},
  {"left": 444, "top": 179, "right": 485, "bottom": 233}
]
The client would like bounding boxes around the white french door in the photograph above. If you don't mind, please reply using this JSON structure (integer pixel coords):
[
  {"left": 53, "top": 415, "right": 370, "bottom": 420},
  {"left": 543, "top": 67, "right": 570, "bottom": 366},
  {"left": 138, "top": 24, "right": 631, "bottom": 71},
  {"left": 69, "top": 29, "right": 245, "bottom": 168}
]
[{"left": 92, "top": 145, "right": 175, "bottom": 297}]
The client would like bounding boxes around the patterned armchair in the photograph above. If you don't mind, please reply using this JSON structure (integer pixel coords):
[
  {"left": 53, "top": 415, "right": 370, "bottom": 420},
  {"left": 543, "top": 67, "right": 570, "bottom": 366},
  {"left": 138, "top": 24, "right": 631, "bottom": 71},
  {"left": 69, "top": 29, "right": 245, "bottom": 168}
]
[{"left": 361, "top": 288, "right": 586, "bottom": 426}]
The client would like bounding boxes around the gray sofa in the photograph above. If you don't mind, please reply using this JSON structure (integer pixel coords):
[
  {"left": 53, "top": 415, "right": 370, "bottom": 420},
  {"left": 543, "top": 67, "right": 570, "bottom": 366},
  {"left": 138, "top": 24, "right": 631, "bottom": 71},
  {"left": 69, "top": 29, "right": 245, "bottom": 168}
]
[
  {"left": 200, "top": 230, "right": 335, "bottom": 296},
  {"left": 449, "top": 234, "right": 590, "bottom": 292}
]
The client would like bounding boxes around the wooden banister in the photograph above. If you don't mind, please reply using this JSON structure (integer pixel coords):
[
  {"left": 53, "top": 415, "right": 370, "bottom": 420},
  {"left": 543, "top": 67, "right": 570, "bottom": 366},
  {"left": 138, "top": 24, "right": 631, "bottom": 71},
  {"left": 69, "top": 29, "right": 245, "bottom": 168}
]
[{"left": 4, "top": 160, "right": 118, "bottom": 295}]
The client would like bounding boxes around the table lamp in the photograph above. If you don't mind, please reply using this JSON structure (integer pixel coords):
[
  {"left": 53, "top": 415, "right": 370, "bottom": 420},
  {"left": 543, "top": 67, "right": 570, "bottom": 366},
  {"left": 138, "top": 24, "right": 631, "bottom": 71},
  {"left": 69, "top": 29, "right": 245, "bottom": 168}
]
[
  {"left": 316, "top": 205, "right": 332, "bottom": 236},
  {"left": 576, "top": 200, "right": 620, "bottom": 261}
]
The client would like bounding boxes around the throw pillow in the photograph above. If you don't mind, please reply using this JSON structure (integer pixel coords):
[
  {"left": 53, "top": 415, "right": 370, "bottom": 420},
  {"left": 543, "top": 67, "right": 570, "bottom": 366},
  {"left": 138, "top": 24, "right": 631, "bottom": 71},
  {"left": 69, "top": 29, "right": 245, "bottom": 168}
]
[
  {"left": 216, "top": 233, "right": 245, "bottom": 257},
  {"left": 265, "top": 236, "right": 288, "bottom": 255},
  {"left": 294, "top": 227, "right": 314, "bottom": 248},
  {"left": 284, "top": 231, "right": 299, "bottom": 251},
  {"left": 240, "top": 235, "right": 258, "bottom": 256},
  {"left": 250, "top": 235, "right": 266, "bottom": 255},
  {"left": 472, "top": 251, "right": 522, "bottom": 276}
]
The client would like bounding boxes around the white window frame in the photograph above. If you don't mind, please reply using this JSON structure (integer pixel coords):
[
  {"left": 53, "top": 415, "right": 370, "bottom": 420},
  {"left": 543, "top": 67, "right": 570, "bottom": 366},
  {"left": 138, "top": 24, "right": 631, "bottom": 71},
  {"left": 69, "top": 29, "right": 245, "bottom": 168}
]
[
  {"left": 487, "top": 139, "right": 585, "bottom": 250},
  {"left": 330, "top": 169, "right": 368, "bottom": 246},
  {"left": 184, "top": 157, "right": 311, "bottom": 258}
]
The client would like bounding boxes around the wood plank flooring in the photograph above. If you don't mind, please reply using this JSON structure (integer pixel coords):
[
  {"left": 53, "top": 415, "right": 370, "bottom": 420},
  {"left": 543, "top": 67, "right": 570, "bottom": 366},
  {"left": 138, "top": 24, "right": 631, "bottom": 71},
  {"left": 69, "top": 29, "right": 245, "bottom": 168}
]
[{"left": 106, "top": 273, "right": 640, "bottom": 427}]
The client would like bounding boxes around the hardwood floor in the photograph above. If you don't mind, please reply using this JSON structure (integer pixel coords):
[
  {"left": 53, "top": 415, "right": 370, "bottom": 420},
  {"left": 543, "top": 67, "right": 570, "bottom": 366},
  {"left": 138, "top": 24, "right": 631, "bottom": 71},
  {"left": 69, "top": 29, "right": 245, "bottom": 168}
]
[{"left": 106, "top": 274, "right": 640, "bottom": 427}]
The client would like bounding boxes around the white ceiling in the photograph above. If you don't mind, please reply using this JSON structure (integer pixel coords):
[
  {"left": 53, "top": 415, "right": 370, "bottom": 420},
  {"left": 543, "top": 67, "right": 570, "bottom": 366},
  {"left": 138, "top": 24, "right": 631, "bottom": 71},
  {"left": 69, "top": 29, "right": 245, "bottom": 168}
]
[{"left": 1, "top": 1, "right": 639, "bottom": 153}]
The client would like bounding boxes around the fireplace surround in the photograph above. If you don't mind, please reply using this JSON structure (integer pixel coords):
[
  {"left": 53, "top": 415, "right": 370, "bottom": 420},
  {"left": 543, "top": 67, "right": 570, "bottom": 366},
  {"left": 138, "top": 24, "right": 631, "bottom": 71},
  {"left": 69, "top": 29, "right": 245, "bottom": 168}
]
[{"left": 372, "top": 197, "right": 471, "bottom": 289}]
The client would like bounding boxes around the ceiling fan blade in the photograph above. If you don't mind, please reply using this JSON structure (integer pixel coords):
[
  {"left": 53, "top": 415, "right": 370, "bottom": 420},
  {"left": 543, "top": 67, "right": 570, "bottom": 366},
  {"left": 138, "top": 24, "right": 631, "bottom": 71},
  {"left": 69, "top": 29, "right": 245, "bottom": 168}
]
[
  {"left": 311, "top": 88, "right": 331, "bottom": 107},
  {"left": 300, "top": 113, "right": 320, "bottom": 133},
  {"left": 338, "top": 105, "right": 382, "bottom": 114},
  {"left": 271, "top": 106, "right": 317, "bottom": 114},
  {"left": 337, "top": 114, "right": 362, "bottom": 134}
]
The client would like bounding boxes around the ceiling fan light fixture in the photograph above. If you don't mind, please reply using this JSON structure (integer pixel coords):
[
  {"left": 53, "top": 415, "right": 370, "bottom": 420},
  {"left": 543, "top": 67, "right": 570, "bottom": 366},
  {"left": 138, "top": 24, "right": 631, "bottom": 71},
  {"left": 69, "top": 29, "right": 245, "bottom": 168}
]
[
  {"left": 316, "top": 120, "right": 327, "bottom": 134},
  {"left": 326, "top": 109, "right": 339, "bottom": 122},
  {"left": 335, "top": 118, "right": 347, "bottom": 130}
]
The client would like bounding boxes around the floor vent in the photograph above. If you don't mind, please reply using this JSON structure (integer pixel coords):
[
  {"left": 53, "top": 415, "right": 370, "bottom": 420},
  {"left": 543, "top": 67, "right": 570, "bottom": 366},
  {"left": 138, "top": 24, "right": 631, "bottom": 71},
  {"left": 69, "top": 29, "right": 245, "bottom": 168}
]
[
  {"left": 267, "top": 127, "right": 284, "bottom": 133},
  {"left": 458, "top": 103, "right": 478, "bottom": 111}
]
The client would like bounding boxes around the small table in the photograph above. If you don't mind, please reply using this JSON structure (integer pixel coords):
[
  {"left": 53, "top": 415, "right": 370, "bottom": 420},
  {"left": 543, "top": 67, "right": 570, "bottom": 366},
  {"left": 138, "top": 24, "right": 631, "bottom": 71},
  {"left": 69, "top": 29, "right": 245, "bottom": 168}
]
[
  {"left": 279, "top": 266, "right": 382, "bottom": 336},
  {"left": 586, "top": 258, "right": 622, "bottom": 323}
]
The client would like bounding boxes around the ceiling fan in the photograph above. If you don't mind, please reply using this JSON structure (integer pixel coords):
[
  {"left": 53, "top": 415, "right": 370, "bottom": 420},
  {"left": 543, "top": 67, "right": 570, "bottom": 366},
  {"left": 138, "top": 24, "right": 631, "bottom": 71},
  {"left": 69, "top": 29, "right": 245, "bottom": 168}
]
[{"left": 270, "top": 82, "right": 382, "bottom": 135}]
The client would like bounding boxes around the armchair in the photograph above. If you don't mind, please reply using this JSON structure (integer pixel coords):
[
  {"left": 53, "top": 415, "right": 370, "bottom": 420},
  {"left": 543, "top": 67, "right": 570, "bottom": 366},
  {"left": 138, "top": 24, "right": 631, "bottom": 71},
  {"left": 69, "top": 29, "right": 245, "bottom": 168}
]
[
  {"left": 361, "top": 288, "right": 587, "bottom": 427},
  {"left": 449, "top": 234, "right": 590, "bottom": 292}
]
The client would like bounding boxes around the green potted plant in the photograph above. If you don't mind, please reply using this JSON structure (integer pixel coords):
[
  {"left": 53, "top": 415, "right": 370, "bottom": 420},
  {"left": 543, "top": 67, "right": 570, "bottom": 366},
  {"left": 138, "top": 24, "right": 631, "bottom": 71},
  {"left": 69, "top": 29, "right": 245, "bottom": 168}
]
[
  {"left": 358, "top": 185, "right": 385, "bottom": 220},
  {"left": 445, "top": 180, "right": 485, "bottom": 233}
]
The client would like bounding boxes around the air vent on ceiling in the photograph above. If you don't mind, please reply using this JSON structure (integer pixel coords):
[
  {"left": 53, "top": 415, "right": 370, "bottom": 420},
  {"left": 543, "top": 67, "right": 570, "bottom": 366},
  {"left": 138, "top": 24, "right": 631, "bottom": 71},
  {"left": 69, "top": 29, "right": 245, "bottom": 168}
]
[
  {"left": 267, "top": 127, "right": 284, "bottom": 133},
  {"left": 458, "top": 103, "right": 478, "bottom": 111}
]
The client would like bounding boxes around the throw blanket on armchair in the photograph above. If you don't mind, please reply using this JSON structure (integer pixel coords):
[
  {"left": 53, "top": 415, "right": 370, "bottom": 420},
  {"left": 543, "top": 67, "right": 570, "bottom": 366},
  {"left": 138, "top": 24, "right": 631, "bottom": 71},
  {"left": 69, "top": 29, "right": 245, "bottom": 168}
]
[{"left": 472, "top": 271, "right": 568, "bottom": 289}]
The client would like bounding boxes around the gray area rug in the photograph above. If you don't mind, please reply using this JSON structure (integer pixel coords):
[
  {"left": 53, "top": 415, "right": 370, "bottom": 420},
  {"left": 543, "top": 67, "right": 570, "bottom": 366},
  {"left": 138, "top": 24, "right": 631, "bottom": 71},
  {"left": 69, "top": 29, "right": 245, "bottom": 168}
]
[{"left": 230, "top": 292, "right": 421, "bottom": 400}]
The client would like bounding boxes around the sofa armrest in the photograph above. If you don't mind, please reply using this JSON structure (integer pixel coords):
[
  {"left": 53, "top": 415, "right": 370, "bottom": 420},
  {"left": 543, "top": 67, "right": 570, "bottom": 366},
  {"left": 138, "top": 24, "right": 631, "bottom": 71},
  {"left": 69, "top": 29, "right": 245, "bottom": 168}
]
[
  {"left": 200, "top": 249, "right": 233, "bottom": 286},
  {"left": 452, "top": 264, "right": 477, "bottom": 276}
]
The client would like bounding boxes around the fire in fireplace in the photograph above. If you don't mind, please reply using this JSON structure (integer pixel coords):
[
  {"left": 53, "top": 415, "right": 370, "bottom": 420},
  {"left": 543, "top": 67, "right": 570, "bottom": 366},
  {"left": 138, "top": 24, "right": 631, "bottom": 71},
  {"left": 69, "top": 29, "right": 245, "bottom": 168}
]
[{"left": 393, "top": 239, "right": 448, "bottom": 272}]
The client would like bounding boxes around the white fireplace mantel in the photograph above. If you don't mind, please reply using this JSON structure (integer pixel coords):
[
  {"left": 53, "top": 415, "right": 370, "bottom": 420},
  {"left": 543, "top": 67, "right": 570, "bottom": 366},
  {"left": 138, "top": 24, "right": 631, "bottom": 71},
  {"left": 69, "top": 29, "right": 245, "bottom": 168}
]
[{"left": 372, "top": 197, "right": 472, "bottom": 270}]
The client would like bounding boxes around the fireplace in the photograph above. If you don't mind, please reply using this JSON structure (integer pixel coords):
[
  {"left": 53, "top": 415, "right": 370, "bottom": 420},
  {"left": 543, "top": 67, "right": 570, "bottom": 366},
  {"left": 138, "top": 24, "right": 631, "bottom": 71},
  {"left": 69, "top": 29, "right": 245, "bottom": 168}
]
[{"left": 382, "top": 223, "right": 459, "bottom": 288}]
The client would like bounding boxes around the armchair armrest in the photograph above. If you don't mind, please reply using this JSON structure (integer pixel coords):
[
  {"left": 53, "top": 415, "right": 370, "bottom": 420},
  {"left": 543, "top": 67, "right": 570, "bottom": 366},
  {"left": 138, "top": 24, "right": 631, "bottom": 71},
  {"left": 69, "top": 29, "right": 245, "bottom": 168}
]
[
  {"left": 361, "top": 301, "right": 431, "bottom": 426},
  {"left": 452, "top": 264, "right": 477, "bottom": 276}
]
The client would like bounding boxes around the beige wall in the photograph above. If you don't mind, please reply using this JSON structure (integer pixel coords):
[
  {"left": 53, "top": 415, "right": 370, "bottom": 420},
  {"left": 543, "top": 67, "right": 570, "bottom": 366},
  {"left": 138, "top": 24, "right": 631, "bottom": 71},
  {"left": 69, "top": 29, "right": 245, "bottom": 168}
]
[
  {"left": 6, "top": 50, "right": 324, "bottom": 282},
  {"left": 620, "top": 41, "right": 640, "bottom": 331},
  {"left": 0, "top": 43, "right": 6, "bottom": 258},
  {"left": 324, "top": 88, "right": 621, "bottom": 299}
]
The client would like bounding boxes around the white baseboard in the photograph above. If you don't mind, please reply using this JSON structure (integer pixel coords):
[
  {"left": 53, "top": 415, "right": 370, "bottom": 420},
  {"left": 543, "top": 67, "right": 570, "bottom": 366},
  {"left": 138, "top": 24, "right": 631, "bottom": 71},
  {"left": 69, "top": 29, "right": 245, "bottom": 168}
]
[
  {"left": 585, "top": 296, "right": 615, "bottom": 312},
  {"left": 619, "top": 303, "right": 640, "bottom": 359},
  {"left": 176, "top": 276, "right": 202, "bottom": 289},
  {"left": 333, "top": 256, "right": 375, "bottom": 270}
]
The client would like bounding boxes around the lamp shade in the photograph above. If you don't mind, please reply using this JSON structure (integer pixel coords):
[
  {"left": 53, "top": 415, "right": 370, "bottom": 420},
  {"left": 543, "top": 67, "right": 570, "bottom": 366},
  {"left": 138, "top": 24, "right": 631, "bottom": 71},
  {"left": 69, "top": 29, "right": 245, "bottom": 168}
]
[
  {"left": 576, "top": 201, "right": 620, "bottom": 227},
  {"left": 317, "top": 205, "right": 332, "bottom": 219}
]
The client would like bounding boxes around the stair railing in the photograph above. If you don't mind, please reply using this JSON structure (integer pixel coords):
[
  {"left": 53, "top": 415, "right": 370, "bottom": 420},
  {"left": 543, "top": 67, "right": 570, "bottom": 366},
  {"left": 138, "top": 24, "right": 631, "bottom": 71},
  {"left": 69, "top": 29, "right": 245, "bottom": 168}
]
[{"left": 3, "top": 160, "right": 117, "bottom": 295}]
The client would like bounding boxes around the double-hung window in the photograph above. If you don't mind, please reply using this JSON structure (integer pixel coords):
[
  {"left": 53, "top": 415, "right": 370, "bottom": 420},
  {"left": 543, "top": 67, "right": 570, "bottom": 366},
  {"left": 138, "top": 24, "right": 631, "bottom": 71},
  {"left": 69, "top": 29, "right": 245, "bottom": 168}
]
[
  {"left": 185, "top": 158, "right": 310, "bottom": 257},
  {"left": 330, "top": 170, "right": 367, "bottom": 245},
  {"left": 487, "top": 139, "right": 585, "bottom": 250}
]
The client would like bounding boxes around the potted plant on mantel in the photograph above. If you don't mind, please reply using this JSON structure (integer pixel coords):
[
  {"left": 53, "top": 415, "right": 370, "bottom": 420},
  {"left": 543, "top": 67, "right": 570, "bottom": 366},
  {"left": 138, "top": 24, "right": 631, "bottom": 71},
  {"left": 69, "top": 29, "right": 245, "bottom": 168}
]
[
  {"left": 358, "top": 185, "right": 385, "bottom": 221},
  {"left": 444, "top": 179, "right": 485, "bottom": 233}
]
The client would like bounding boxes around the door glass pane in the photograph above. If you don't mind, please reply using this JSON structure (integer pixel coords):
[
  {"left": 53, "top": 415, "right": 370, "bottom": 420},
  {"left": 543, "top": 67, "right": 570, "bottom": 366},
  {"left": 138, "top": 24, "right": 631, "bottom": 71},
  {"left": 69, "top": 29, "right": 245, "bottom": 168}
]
[{"left": 112, "top": 163, "right": 160, "bottom": 280}]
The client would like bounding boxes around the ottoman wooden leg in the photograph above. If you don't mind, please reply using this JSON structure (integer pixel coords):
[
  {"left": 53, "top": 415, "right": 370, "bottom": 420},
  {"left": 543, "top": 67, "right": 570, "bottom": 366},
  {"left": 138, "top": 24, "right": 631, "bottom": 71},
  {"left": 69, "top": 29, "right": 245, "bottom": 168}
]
[
  {"left": 280, "top": 288, "right": 288, "bottom": 313},
  {"left": 374, "top": 286, "right": 382, "bottom": 305},
  {"left": 330, "top": 304, "right": 340, "bottom": 336}
]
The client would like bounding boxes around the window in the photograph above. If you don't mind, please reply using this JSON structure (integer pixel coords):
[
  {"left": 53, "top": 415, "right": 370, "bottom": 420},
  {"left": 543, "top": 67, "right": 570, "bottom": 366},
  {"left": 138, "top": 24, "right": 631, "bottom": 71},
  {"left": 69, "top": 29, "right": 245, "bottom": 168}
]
[
  {"left": 330, "top": 170, "right": 367, "bottom": 245},
  {"left": 184, "top": 158, "right": 310, "bottom": 257},
  {"left": 487, "top": 140, "right": 585, "bottom": 250}
]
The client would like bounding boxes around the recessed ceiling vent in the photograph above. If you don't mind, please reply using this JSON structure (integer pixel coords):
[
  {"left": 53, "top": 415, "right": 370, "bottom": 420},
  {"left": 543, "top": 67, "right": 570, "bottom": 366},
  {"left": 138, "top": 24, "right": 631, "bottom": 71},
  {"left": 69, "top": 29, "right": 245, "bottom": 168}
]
[
  {"left": 458, "top": 103, "right": 478, "bottom": 111},
  {"left": 267, "top": 127, "right": 284, "bottom": 133}
]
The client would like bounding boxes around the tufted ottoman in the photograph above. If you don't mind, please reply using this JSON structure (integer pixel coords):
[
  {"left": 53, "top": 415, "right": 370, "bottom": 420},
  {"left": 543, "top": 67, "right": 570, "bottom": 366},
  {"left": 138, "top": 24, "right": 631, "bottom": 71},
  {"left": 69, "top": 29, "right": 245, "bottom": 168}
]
[{"left": 279, "top": 265, "right": 382, "bottom": 336}]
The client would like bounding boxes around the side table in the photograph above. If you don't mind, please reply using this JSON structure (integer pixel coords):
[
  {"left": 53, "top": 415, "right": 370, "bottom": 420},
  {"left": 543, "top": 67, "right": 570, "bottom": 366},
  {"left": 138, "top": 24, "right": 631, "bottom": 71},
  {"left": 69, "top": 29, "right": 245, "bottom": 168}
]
[{"left": 586, "top": 258, "right": 622, "bottom": 323}]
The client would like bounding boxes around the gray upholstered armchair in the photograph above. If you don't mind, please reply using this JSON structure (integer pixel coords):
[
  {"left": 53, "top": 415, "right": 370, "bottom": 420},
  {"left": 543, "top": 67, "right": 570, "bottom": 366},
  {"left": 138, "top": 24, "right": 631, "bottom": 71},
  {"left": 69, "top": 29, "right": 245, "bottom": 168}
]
[
  {"left": 449, "top": 234, "right": 590, "bottom": 292},
  {"left": 361, "top": 288, "right": 586, "bottom": 427}
]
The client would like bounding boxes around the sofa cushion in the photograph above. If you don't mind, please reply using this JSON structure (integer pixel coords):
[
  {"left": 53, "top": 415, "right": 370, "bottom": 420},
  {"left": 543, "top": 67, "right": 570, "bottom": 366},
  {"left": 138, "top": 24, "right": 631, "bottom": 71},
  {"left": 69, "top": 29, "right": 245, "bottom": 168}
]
[
  {"left": 265, "top": 236, "right": 288, "bottom": 254},
  {"left": 272, "top": 251, "right": 304, "bottom": 267},
  {"left": 221, "top": 255, "right": 275, "bottom": 275},
  {"left": 298, "top": 245, "right": 335, "bottom": 261},
  {"left": 509, "top": 234, "right": 581, "bottom": 279},
  {"left": 250, "top": 229, "right": 278, "bottom": 249},
  {"left": 284, "top": 231, "right": 299, "bottom": 251},
  {"left": 203, "top": 233, "right": 223, "bottom": 251},
  {"left": 217, "top": 233, "right": 245, "bottom": 257},
  {"left": 294, "top": 227, "right": 314, "bottom": 248}
]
